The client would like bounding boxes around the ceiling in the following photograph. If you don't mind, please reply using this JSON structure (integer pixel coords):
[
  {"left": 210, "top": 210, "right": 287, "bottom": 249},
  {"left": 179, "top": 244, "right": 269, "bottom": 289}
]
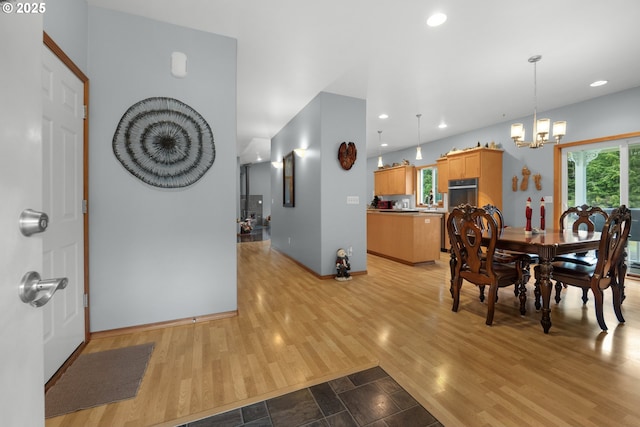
[{"left": 88, "top": 0, "right": 640, "bottom": 165}]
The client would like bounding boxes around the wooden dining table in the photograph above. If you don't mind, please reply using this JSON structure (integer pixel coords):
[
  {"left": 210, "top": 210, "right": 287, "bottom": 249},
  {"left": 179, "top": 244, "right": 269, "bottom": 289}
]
[{"left": 493, "top": 227, "right": 602, "bottom": 333}]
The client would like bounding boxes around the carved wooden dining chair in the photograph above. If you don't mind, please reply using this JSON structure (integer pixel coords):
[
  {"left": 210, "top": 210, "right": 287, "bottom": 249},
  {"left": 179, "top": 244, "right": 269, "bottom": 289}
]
[
  {"left": 538, "top": 205, "right": 631, "bottom": 331},
  {"left": 557, "top": 204, "right": 609, "bottom": 264},
  {"left": 534, "top": 204, "right": 609, "bottom": 304},
  {"left": 481, "top": 204, "right": 534, "bottom": 301},
  {"left": 447, "top": 204, "right": 529, "bottom": 325}
]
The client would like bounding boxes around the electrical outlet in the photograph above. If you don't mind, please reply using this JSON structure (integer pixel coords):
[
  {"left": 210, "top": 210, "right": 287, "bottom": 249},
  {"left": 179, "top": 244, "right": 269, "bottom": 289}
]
[{"left": 348, "top": 246, "right": 353, "bottom": 256}]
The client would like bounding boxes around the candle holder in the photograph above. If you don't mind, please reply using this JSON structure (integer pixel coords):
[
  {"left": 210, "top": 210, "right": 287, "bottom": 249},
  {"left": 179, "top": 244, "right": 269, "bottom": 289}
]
[{"left": 540, "top": 197, "right": 546, "bottom": 233}]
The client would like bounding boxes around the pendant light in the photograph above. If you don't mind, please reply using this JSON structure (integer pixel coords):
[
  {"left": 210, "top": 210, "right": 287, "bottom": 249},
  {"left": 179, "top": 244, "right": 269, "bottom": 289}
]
[
  {"left": 415, "top": 113, "right": 423, "bottom": 160},
  {"left": 377, "top": 130, "right": 384, "bottom": 168},
  {"left": 511, "top": 55, "right": 566, "bottom": 148}
]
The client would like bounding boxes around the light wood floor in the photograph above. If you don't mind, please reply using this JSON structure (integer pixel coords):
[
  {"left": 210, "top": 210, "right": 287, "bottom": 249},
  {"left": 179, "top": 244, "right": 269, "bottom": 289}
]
[{"left": 46, "top": 241, "right": 640, "bottom": 427}]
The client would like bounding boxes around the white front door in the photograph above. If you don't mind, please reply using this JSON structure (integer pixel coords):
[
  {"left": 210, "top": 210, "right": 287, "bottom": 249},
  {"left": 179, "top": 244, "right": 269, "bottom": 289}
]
[
  {"left": 42, "top": 44, "right": 86, "bottom": 381},
  {"left": 0, "top": 12, "right": 46, "bottom": 427}
]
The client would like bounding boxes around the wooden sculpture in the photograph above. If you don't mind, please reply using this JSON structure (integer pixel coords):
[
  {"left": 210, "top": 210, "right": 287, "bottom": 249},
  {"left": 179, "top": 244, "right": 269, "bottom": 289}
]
[
  {"left": 520, "top": 166, "right": 531, "bottom": 191},
  {"left": 534, "top": 173, "right": 542, "bottom": 191}
]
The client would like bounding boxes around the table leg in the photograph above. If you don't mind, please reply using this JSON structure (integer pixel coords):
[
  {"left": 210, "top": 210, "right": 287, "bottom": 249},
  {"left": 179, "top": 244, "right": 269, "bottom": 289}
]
[
  {"left": 518, "top": 256, "right": 531, "bottom": 315},
  {"left": 537, "top": 260, "right": 553, "bottom": 333}
]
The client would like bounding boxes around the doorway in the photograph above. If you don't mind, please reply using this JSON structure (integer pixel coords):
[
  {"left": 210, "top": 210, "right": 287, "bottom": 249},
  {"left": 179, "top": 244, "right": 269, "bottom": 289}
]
[{"left": 42, "top": 33, "right": 90, "bottom": 383}]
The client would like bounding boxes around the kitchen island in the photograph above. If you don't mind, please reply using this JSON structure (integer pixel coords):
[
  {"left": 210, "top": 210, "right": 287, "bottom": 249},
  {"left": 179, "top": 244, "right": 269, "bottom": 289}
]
[{"left": 367, "top": 210, "right": 443, "bottom": 265}]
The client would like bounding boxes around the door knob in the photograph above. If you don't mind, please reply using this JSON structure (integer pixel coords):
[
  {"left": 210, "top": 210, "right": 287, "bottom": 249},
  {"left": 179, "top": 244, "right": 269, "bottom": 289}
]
[
  {"left": 19, "top": 271, "right": 68, "bottom": 307},
  {"left": 19, "top": 209, "right": 49, "bottom": 236}
]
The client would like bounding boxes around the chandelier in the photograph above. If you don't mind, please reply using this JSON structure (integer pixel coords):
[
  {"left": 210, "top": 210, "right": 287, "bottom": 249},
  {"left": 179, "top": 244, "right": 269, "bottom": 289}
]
[{"left": 511, "top": 55, "right": 566, "bottom": 149}]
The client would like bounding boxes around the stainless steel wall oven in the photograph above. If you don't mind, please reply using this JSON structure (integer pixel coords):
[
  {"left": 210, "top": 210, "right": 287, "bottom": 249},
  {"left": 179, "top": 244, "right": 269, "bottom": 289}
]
[{"left": 448, "top": 178, "right": 478, "bottom": 211}]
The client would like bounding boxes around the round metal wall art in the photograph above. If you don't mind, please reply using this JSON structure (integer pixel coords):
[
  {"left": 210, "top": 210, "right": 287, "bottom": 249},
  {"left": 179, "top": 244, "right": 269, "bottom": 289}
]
[{"left": 112, "top": 97, "right": 215, "bottom": 188}]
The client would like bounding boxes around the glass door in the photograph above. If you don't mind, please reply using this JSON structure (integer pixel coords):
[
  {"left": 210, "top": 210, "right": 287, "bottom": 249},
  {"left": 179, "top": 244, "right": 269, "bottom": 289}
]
[{"left": 561, "top": 138, "right": 640, "bottom": 274}]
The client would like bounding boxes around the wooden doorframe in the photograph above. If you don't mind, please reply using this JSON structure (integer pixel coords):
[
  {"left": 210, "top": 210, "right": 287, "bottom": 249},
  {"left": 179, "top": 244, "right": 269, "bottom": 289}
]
[{"left": 42, "top": 32, "right": 91, "bottom": 391}]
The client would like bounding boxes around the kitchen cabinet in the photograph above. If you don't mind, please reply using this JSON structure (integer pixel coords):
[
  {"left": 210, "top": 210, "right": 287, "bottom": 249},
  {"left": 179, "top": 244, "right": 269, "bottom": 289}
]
[
  {"left": 367, "top": 211, "right": 442, "bottom": 265},
  {"left": 374, "top": 165, "right": 415, "bottom": 195},
  {"left": 447, "top": 151, "right": 480, "bottom": 180},
  {"left": 438, "top": 148, "right": 503, "bottom": 210},
  {"left": 436, "top": 157, "right": 448, "bottom": 194}
]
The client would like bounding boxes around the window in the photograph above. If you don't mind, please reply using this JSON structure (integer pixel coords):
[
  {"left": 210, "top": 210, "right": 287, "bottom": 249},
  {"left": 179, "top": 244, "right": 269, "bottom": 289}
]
[
  {"left": 415, "top": 165, "right": 443, "bottom": 207},
  {"left": 561, "top": 136, "right": 640, "bottom": 274}
]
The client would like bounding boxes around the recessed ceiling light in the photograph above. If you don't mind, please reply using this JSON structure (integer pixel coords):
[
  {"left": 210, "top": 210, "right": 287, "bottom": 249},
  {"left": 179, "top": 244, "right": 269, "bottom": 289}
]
[
  {"left": 378, "top": 113, "right": 389, "bottom": 119},
  {"left": 438, "top": 123, "right": 448, "bottom": 129},
  {"left": 381, "top": 143, "right": 388, "bottom": 147},
  {"left": 590, "top": 80, "right": 608, "bottom": 87},
  {"left": 427, "top": 12, "right": 447, "bottom": 27}
]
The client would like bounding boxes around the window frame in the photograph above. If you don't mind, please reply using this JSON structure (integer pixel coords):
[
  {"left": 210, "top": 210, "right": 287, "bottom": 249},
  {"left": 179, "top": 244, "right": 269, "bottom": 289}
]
[{"left": 415, "top": 164, "right": 442, "bottom": 207}]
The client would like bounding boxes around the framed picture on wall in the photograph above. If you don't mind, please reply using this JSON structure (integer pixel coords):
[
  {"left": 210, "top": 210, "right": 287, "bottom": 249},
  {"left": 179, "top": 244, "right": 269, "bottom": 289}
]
[{"left": 283, "top": 151, "right": 295, "bottom": 207}]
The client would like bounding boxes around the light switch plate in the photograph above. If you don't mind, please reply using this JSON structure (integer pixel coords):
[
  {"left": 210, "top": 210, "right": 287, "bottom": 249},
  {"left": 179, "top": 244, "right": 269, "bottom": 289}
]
[{"left": 347, "top": 196, "right": 359, "bottom": 205}]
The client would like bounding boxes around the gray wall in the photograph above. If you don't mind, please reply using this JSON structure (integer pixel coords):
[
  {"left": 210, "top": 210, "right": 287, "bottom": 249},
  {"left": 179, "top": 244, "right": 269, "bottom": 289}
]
[
  {"left": 88, "top": 7, "right": 237, "bottom": 331},
  {"left": 43, "top": 0, "right": 88, "bottom": 71},
  {"left": 368, "top": 86, "right": 640, "bottom": 227},
  {"left": 243, "top": 161, "right": 271, "bottom": 223},
  {"left": 271, "top": 92, "right": 367, "bottom": 276}
]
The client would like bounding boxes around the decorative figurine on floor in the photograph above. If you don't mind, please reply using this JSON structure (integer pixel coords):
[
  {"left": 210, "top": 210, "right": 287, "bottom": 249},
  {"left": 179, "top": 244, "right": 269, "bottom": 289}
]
[
  {"left": 335, "top": 248, "right": 352, "bottom": 281},
  {"left": 525, "top": 197, "right": 533, "bottom": 236}
]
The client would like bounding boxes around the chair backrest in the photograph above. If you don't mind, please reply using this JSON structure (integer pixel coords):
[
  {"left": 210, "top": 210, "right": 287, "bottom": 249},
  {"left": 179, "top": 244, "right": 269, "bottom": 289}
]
[
  {"left": 593, "top": 205, "right": 632, "bottom": 288},
  {"left": 560, "top": 204, "right": 608, "bottom": 233},
  {"left": 447, "top": 204, "right": 498, "bottom": 284},
  {"left": 481, "top": 204, "right": 504, "bottom": 235}
]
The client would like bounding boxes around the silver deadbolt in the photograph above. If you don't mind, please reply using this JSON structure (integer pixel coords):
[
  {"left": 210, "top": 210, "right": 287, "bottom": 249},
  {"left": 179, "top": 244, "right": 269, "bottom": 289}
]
[
  {"left": 19, "top": 209, "right": 49, "bottom": 236},
  {"left": 19, "top": 271, "right": 68, "bottom": 307}
]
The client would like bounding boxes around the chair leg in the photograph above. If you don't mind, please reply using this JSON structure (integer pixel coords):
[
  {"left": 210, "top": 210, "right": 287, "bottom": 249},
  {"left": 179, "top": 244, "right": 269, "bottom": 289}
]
[
  {"left": 554, "top": 281, "right": 563, "bottom": 304},
  {"left": 619, "top": 260, "right": 628, "bottom": 303},
  {"left": 533, "top": 269, "right": 541, "bottom": 311},
  {"left": 451, "top": 276, "right": 462, "bottom": 313},
  {"left": 518, "top": 283, "right": 527, "bottom": 315},
  {"left": 581, "top": 288, "right": 589, "bottom": 305},
  {"left": 449, "top": 251, "right": 456, "bottom": 298},
  {"left": 591, "top": 286, "right": 608, "bottom": 331},
  {"left": 479, "top": 285, "right": 486, "bottom": 302},
  {"left": 518, "top": 258, "right": 530, "bottom": 315},
  {"left": 514, "top": 273, "right": 524, "bottom": 297},
  {"left": 485, "top": 284, "right": 498, "bottom": 326},
  {"left": 611, "top": 280, "right": 626, "bottom": 324}
]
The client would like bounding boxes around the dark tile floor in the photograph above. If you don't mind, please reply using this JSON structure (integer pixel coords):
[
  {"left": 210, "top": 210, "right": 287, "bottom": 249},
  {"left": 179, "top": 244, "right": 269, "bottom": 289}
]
[{"left": 179, "top": 367, "right": 443, "bottom": 427}]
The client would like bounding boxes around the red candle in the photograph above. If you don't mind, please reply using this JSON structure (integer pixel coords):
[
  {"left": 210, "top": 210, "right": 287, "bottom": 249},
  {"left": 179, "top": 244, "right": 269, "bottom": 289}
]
[{"left": 540, "top": 197, "right": 546, "bottom": 231}]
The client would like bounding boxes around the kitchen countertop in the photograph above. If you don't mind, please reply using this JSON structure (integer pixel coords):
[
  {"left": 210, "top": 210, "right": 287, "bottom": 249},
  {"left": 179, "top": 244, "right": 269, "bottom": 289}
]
[{"left": 367, "top": 208, "right": 445, "bottom": 215}]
